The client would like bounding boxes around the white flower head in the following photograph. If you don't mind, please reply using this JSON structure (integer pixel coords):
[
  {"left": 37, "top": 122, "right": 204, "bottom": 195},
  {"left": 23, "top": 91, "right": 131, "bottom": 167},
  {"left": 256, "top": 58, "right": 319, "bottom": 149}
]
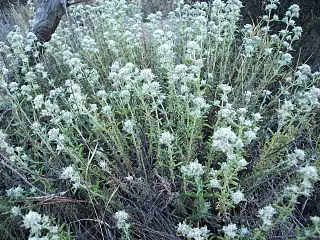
[
  {"left": 48, "top": 128, "right": 60, "bottom": 141},
  {"left": 98, "top": 160, "right": 109, "bottom": 171},
  {"left": 209, "top": 178, "right": 221, "bottom": 189},
  {"left": 139, "top": 68, "right": 155, "bottom": 82},
  {"left": 218, "top": 84, "right": 232, "bottom": 94},
  {"left": 245, "top": 91, "right": 252, "bottom": 103},
  {"left": 33, "top": 94, "right": 44, "bottom": 110},
  {"left": 222, "top": 223, "right": 238, "bottom": 238},
  {"left": 190, "top": 96, "right": 210, "bottom": 117},
  {"left": 212, "top": 127, "right": 243, "bottom": 154},
  {"left": 278, "top": 100, "right": 294, "bottom": 121},
  {"left": 159, "top": 131, "right": 174, "bottom": 147},
  {"left": 310, "top": 216, "right": 320, "bottom": 225},
  {"left": 258, "top": 205, "right": 277, "bottom": 226},
  {"left": 114, "top": 210, "right": 130, "bottom": 229},
  {"left": 102, "top": 105, "right": 113, "bottom": 119},
  {"left": 61, "top": 166, "right": 81, "bottom": 189},
  {"left": 181, "top": 160, "right": 205, "bottom": 179},
  {"left": 0, "top": 130, "right": 8, "bottom": 149},
  {"left": 239, "top": 227, "right": 250, "bottom": 236},
  {"left": 22, "top": 211, "right": 43, "bottom": 233},
  {"left": 252, "top": 113, "right": 263, "bottom": 121},
  {"left": 6, "top": 186, "right": 25, "bottom": 198},
  {"left": 123, "top": 119, "right": 134, "bottom": 134},
  {"left": 231, "top": 190, "right": 246, "bottom": 204},
  {"left": 287, "top": 149, "right": 305, "bottom": 166},
  {"left": 11, "top": 206, "right": 22, "bottom": 216},
  {"left": 298, "top": 166, "right": 318, "bottom": 181},
  {"left": 177, "top": 222, "right": 210, "bottom": 240}
]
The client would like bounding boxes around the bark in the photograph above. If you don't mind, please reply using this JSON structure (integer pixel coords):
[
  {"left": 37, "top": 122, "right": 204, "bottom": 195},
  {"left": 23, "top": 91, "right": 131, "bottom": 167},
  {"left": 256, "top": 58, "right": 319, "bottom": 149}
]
[{"left": 30, "top": 0, "right": 69, "bottom": 43}]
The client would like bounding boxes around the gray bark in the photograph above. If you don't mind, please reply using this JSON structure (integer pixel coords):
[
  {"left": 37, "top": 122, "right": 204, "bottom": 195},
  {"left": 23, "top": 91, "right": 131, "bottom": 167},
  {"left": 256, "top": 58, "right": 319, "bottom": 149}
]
[{"left": 30, "top": 0, "right": 69, "bottom": 43}]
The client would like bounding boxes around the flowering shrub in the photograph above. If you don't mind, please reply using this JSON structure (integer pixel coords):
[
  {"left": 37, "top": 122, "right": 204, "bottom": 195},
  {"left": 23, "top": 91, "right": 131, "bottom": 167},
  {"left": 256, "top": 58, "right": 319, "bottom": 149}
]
[{"left": 0, "top": 0, "right": 319, "bottom": 239}]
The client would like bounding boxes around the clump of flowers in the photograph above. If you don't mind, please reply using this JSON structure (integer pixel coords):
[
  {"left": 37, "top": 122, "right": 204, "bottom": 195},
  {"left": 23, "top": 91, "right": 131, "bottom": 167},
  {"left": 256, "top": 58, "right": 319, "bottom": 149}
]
[
  {"left": 222, "top": 223, "right": 238, "bottom": 239},
  {"left": 211, "top": 127, "right": 243, "bottom": 155},
  {"left": 177, "top": 222, "right": 210, "bottom": 240},
  {"left": 159, "top": 131, "right": 175, "bottom": 147},
  {"left": 22, "top": 211, "right": 60, "bottom": 239},
  {"left": 181, "top": 160, "right": 205, "bottom": 179},
  {"left": 60, "top": 166, "right": 81, "bottom": 189},
  {"left": 114, "top": 210, "right": 131, "bottom": 239},
  {"left": 258, "top": 205, "right": 277, "bottom": 227},
  {"left": 6, "top": 186, "right": 25, "bottom": 198}
]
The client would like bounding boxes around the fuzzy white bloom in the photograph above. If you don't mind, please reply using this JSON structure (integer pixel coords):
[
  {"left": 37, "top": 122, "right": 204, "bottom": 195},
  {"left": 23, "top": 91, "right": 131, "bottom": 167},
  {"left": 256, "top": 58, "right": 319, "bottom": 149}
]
[
  {"left": 31, "top": 121, "right": 41, "bottom": 132},
  {"left": 11, "top": 206, "right": 22, "bottom": 216},
  {"left": 48, "top": 128, "right": 65, "bottom": 150},
  {"left": 284, "top": 185, "right": 300, "bottom": 195},
  {"left": 6, "top": 186, "right": 25, "bottom": 198},
  {"left": 237, "top": 158, "right": 249, "bottom": 169},
  {"left": 212, "top": 127, "right": 243, "bottom": 154},
  {"left": 222, "top": 223, "right": 238, "bottom": 238},
  {"left": 170, "top": 64, "right": 189, "bottom": 84},
  {"left": 159, "top": 131, "right": 174, "bottom": 146},
  {"left": 98, "top": 160, "right": 109, "bottom": 172},
  {"left": 262, "top": 89, "right": 272, "bottom": 96},
  {"left": 119, "top": 89, "right": 131, "bottom": 104},
  {"left": 286, "top": 4, "right": 300, "bottom": 18},
  {"left": 278, "top": 53, "right": 293, "bottom": 66},
  {"left": 114, "top": 210, "right": 130, "bottom": 229},
  {"left": 245, "top": 91, "right": 252, "bottom": 103},
  {"left": 81, "top": 35, "right": 99, "bottom": 53},
  {"left": 286, "top": 149, "right": 305, "bottom": 166},
  {"left": 0, "top": 130, "right": 8, "bottom": 149},
  {"left": 218, "top": 84, "right": 232, "bottom": 94},
  {"left": 60, "top": 110, "right": 74, "bottom": 125},
  {"left": 252, "top": 113, "right": 263, "bottom": 121},
  {"left": 278, "top": 100, "right": 294, "bottom": 121},
  {"left": 244, "top": 130, "right": 257, "bottom": 143},
  {"left": 264, "top": 48, "right": 273, "bottom": 55},
  {"left": 48, "top": 128, "right": 60, "bottom": 141},
  {"left": 33, "top": 94, "right": 44, "bottom": 110},
  {"left": 298, "top": 166, "right": 318, "bottom": 181},
  {"left": 297, "top": 64, "right": 311, "bottom": 75},
  {"left": 139, "top": 69, "right": 155, "bottom": 82},
  {"left": 177, "top": 222, "right": 210, "bottom": 240},
  {"left": 292, "top": 26, "right": 303, "bottom": 39},
  {"left": 190, "top": 97, "right": 210, "bottom": 117},
  {"left": 239, "top": 227, "right": 250, "bottom": 236},
  {"left": 193, "top": 97, "right": 209, "bottom": 109},
  {"left": 61, "top": 166, "right": 81, "bottom": 189},
  {"left": 310, "top": 216, "right": 320, "bottom": 225},
  {"left": 209, "top": 178, "right": 221, "bottom": 189},
  {"left": 181, "top": 161, "right": 205, "bottom": 179},
  {"left": 123, "top": 119, "right": 134, "bottom": 134},
  {"left": 296, "top": 87, "right": 320, "bottom": 112},
  {"left": 102, "top": 105, "right": 113, "bottom": 118},
  {"left": 218, "top": 103, "right": 236, "bottom": 122},
  {"left": 231, "top": 190, "right": 246, "bottom": 204},
  {"left": 141, "top": 81, "right": 161, "bottom": 97},
  {"left": 23, "top": 211, "right": 43, "bottom": 233},
  {"left": 258, "top": 205, "right": 277, "bottom": 226}
]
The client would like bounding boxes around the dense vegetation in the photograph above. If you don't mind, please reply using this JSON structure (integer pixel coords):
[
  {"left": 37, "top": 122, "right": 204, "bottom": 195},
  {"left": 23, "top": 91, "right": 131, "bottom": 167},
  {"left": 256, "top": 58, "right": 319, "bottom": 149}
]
[{"left": 0, "top": 0, "right": 319, "bottom": 239}]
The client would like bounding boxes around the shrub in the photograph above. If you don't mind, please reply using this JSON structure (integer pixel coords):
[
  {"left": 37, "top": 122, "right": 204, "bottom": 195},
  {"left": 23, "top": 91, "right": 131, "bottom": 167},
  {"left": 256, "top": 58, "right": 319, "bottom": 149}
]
[{"left": 0, "top": 0, "right": 319, "bottom": 239}]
